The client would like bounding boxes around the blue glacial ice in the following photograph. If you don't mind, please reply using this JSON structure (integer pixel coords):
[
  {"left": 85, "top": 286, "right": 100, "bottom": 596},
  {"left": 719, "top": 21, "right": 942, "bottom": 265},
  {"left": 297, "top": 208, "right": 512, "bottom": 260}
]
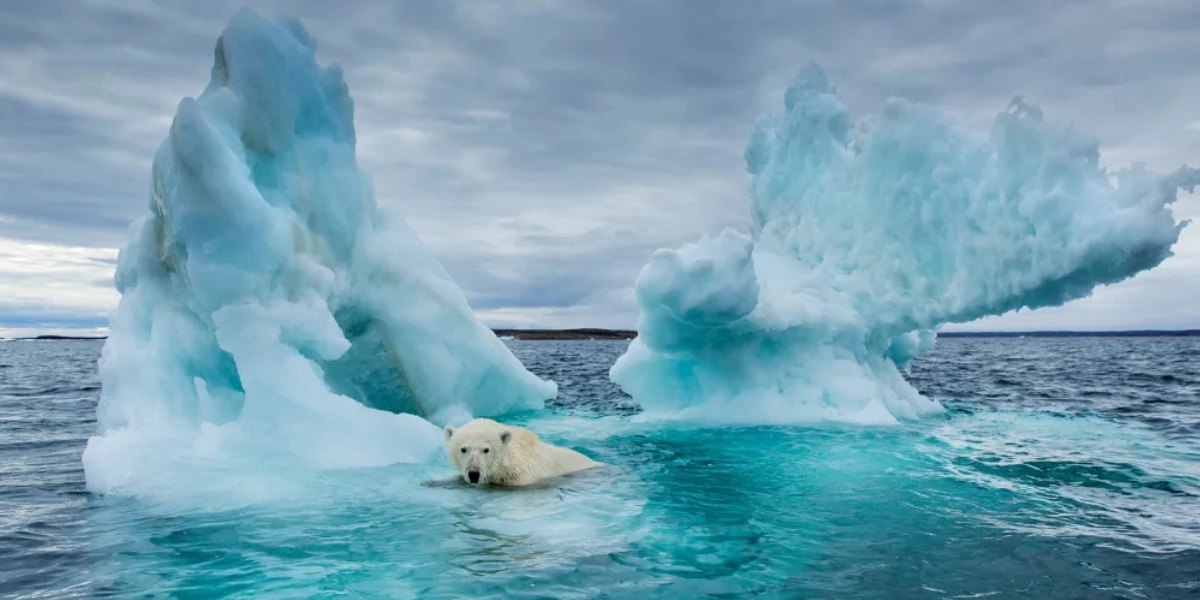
[
  {"left": 611, "top": 65, "right": 1198, "bottom": 425},
  {"left": 83, "top": 10, "right": 555, "bottom": 494}
]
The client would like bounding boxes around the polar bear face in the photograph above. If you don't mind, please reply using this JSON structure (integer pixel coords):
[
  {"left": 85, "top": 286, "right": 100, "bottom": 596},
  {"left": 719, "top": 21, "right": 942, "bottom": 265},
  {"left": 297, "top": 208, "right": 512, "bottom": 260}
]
[{"left": 444, "top": 422, "right": 512, "bottom": 485}]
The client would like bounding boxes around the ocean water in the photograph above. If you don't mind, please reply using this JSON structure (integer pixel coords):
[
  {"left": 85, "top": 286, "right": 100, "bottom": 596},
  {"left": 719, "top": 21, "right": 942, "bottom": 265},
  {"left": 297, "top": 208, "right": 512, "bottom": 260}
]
[{"left": 1, "top": 337, "right": 1198, "bottom": 599}]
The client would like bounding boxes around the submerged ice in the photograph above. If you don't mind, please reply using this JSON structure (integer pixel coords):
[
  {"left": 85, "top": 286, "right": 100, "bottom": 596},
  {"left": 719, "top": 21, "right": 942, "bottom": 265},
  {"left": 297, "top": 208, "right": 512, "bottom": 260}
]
[
  {"left": 612, "top": 65, "right": 1197, "bottom": 424},
  {"left": 84, "top": 10, "right": 555, "bottom": 494}
]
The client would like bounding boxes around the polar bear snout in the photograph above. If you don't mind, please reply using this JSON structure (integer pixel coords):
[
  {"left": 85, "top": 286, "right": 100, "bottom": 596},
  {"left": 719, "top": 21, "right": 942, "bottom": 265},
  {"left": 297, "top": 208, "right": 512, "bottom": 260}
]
[{"left": 467, "top": 470, "right": 481, "bottom": 484}]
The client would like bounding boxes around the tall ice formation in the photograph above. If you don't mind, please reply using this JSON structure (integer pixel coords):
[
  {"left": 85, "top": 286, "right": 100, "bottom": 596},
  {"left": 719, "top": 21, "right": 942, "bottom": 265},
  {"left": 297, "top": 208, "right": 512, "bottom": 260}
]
[
  {"left": 84, "top": 10, "right": 555, "bottom": 493},
  {"left": 611, "top": 65, "right": 1197, "bottom": 424}
]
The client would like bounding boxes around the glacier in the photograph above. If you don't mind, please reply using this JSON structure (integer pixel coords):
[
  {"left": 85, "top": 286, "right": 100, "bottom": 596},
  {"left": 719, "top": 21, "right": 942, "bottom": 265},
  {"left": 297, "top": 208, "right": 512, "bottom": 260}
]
[
  {"left": 611, "top": 65, "right": 1198, "bottom": 425},
  {"left": 83, "top": 10, "right": 555, "bottom": 494}
]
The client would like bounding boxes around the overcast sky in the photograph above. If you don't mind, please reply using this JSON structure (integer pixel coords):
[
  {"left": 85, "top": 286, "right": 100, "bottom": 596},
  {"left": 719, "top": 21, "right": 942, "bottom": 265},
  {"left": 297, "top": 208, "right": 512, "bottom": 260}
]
[{"left": 1, "top": 0, "right": 1198, "bottom": 337}]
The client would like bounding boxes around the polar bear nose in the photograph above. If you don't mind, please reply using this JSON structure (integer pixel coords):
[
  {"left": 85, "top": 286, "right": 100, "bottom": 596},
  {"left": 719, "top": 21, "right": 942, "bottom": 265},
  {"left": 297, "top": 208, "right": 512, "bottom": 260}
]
[{"left": 467, "top": 470, "right": 481, "bottom": 484}]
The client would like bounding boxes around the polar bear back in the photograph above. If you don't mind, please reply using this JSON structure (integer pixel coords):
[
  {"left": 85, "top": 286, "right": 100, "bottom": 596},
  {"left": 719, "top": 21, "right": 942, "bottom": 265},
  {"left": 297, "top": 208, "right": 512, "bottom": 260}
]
[{"left": 492, "top": 424, "right": 599, "bottom": 486}]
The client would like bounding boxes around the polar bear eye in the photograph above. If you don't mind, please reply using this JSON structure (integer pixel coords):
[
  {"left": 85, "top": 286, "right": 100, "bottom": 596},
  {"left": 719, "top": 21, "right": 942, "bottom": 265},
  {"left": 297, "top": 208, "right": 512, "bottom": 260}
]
[
  {"left": 483, "top": 448, "right": 490, "bottom": 454},
  {"left": 460, "top": 447, "right": 467, "bottom": 454}
]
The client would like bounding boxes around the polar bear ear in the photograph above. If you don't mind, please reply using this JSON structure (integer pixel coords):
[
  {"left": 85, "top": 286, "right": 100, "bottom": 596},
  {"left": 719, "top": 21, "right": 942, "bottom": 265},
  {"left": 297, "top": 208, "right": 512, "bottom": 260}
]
[
  {"left": 499, "top": 430, "right": 511, "bottom": 445},
  {"left": 443, "top": 426, "right": 455, "bottom": 440}
]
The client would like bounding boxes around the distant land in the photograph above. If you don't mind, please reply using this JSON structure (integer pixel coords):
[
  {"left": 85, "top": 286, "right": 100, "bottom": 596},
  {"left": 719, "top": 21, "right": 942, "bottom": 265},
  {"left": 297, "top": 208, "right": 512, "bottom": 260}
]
[
  {"left": 11, "top": 329, "right": 1200, "bottom": 341},
  {"left": 492, "top": 328, "right": 637, "bottom": 340},
  {"left": 937, "top": 330, "right": 1200, "bottom": 338},
  {"left": 23, "top": 334, "right": 108, "bottom": 340},
  {"left": 11, "top": 329, "right": 639, "bottom": 341}
]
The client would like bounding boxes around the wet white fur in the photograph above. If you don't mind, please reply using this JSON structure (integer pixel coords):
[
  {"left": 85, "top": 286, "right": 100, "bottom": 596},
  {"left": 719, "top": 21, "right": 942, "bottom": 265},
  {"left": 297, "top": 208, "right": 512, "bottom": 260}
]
[{"left": 444, "top": 418, "right": 598, "bottom": 486}]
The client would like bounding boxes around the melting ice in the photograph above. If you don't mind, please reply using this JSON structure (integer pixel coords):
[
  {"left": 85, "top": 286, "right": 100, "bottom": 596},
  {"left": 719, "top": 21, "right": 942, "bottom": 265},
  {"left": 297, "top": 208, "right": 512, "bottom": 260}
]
[
  {"left": 83, "top": 10, "right": 555, "bottom": 494},
  {"left": 611, "top": 65, "right": 1198, "bottom": 425}
]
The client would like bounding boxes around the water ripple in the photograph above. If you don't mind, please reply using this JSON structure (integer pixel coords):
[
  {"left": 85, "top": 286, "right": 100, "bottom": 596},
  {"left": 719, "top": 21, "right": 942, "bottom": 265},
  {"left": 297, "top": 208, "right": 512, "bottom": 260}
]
[{"left": 1, "top": 337, "right": 1199, "bottom": 598}]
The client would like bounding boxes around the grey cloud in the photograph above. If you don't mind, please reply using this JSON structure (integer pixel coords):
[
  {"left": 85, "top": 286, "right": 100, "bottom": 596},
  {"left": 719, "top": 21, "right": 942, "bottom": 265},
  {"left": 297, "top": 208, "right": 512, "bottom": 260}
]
[
  {"left": 0, "top": 0, "right": 1197, "bottom": 331},
  {"left": 440, "top": 225, "right": 663, "bottom": 311}
]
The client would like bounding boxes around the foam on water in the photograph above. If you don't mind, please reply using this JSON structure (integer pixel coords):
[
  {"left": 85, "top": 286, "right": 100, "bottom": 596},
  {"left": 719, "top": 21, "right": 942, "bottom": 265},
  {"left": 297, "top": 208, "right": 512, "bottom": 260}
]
[{"left": 612, "top": 65, "right": 1198, "bottom": 424}]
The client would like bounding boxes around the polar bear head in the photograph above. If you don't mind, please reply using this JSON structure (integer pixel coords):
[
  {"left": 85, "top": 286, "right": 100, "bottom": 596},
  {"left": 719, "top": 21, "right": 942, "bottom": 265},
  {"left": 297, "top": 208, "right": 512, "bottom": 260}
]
[{"left": 444, "top": 418, "right": 513, "bottom": 485}]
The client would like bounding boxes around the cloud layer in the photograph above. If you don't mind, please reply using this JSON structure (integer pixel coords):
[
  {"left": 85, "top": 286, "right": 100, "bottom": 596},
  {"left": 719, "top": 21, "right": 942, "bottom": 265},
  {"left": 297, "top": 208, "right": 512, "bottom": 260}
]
[{"left": 1, "top": 0, "right": 1197, "bottom": 335}]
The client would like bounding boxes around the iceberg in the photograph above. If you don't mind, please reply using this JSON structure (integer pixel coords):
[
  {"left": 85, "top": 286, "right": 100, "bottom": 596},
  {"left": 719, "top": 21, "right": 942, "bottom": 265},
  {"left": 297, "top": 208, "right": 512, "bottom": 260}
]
[
  {"left": 611, "top": 65, "right": 1197, "bottom": 425},
  {"left": 84, "top": 10, "right": 555, "bottom": 494}
]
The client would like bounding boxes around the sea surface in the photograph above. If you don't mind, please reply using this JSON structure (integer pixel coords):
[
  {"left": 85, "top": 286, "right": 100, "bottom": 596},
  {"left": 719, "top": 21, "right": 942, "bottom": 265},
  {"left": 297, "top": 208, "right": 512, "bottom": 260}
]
[{"left": 1, "top": 337, "right": 1198, "bottom": 598}]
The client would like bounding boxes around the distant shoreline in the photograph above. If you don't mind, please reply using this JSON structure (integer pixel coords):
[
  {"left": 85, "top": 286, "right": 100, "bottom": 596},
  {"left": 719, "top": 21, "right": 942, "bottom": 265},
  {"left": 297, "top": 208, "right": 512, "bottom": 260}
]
[
  {"left": 492, "top": 328, "right": 637, "bottom": 340},
  {"left": 9, "top": 328, "right": 1200, "bottom": 341},
  {"left": 937, "top": 330, "right": 1200, "bottom": 338},
  {"left": 18, "top": 335, "right": 109, "bottom": 340}
]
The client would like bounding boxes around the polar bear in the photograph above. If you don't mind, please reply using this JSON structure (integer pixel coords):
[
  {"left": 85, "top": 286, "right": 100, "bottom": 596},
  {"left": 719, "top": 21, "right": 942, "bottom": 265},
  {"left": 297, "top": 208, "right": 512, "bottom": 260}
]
[{"left": 443, "top": 418, "right": 599, "bottom": 486}]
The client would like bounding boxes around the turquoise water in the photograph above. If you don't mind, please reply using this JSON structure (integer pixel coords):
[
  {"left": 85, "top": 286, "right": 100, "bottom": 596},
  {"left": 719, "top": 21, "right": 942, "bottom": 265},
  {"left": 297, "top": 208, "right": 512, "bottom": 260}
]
[{"left": 2, "top": 338, "right": 1199, "bottom": 598}]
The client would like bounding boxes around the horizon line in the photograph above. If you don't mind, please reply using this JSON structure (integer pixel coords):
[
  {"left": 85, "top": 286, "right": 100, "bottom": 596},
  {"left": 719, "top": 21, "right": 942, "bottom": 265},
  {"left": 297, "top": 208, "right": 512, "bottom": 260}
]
[{"left": 9, "top": 328, "right": 1200, "bottom": 341}]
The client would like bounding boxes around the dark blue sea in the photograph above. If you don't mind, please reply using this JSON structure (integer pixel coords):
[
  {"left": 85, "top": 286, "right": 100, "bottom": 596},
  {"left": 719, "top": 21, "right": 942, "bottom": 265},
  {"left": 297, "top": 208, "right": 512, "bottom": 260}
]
[{"left": 1, "top": 337, "right": 1198, "bottom": 598}]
